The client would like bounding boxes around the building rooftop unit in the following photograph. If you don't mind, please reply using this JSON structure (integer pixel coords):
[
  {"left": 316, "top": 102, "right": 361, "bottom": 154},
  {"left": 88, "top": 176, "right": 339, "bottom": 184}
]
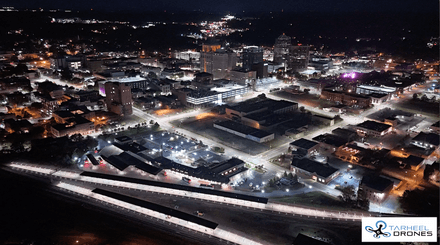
[
  {"left": 291, "top": 158, "right": 339, "bottom": 178},
  {"left": 356, "top": 120, "right": 391, "bottom": 132},
  {"left": 361, "top": 175, "right": 394, "bottom": 192},
  {"left": 290, "top": 138, "right": 319, "bottom": 150}
]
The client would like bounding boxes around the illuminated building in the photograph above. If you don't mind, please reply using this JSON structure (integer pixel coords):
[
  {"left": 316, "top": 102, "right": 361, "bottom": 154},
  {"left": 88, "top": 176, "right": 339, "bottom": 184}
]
[
  {"left": 290, "top": 158, "right": 339, "bottom": 184},
  {"left": 241, "top": 46, "right": 263, "bottom": 71},
  {"left": 201, "top": 47, "right": 237, "bottom": 79},
  {"left": 173, "top": 50, "right": 201, "bottom": 61},
  {"left": 104, "top": 82, "right": 132, "bottom": 116},
  {"left": 359, "top": 175, "right": 394, "bottom": 203},
  {"left": 50, "top": 55, "right": 86, "bottom": 70},
  {"left": 273, "top": 34, "right": 291, "bottom": 64},
  {"left": 273, "top": 34, "right": 310, "bottom": 72},
  {"left": 183, "top": 84, "right": 250, "bottom": 107},
  {"left": 353, "top": 120, "right": 392, "bottom": 137}
]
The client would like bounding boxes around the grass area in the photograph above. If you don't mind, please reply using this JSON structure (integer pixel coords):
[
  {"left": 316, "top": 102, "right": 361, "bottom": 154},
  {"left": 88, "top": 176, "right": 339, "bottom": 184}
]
[
  {"left": 395, "top": 100, "right": 440, "bottom": 118},
  {"left": 264, "top": 182, "right": 304, "bottom": 193},
  {"left": 271, "top": 191, "right": 360, "bottom": 211}
]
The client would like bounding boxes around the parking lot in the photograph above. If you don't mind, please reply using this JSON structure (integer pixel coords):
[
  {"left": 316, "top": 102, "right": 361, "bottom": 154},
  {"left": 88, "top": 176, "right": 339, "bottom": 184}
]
[
  {"left": 143, "top": 131, "right": 199, "bottom": 152},
  {"left": 327, "top": 171, "right": 361, "bottom": 190}
]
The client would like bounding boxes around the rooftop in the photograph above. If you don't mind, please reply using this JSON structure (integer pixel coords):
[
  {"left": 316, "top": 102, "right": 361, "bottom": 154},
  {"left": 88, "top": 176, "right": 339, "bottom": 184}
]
[
  {"left": 356, "top": 120, "right": 391, "bottom": 132},
  {"left": 215, "top": 120, "right": 271, "bottom": 137},
  {"left": 290, "top": 138, "right": 319, "bottom": 150},
  {"left": 291, "top": 158, "right": 339, "bottom": 178},
  {"left": 312, "top": 134, "right": 349, "bottom": 147},
  {"left": 412, "top": 132, "right": 440, "bottom": 146},
  {"left": 403, "top": 155, "right": 425, "bottom": 167},
  {"left": 361, "top": 175, "right": 393, "bottom": 192}
]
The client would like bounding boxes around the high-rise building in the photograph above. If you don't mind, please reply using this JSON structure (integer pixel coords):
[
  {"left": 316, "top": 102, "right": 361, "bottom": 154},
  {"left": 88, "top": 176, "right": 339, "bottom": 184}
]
[
  {"left": 288, "top": 45, "right": 310, "bottom": 71},
  {"left": 104, "top": 82, "right": 132, "bottom": 116},
  {"left": 273, "top": 34, "right": 292, "bottom": 65},
  {"left": 273, "top": 34, "right": 310, "bottom": 72},
  {"left": 241, "top": 46, "right": 263, "bottom": 71},
  {"left": 201, "top": 48, "right": 237, "bottom": 79}
]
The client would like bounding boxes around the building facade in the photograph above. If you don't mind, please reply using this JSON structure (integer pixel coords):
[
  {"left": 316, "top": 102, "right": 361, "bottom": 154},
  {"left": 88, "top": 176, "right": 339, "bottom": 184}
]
[{"left": 104, "top": 82, "right": 133, "bottom": 116}]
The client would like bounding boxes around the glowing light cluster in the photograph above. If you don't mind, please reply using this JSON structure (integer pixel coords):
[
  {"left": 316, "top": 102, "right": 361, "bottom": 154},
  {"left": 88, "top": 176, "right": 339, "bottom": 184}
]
[{"left": 342, "top": 72, "right": 356, "bottom": 79}]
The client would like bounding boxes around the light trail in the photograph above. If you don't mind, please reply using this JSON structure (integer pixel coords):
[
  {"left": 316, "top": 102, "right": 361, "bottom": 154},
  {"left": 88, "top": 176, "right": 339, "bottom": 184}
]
[
  {"left": 56, "top": 181, "right": 265, "bottom": 245},
  {"left": 8, "top": 163, "right": 367, "bottom": 221}
]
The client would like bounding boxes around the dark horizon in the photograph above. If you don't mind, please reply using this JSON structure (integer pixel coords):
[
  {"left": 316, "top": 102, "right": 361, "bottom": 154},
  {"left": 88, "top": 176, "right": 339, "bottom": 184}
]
[{"left": 2, "top": 0, "right": 438, "bottom": 14}]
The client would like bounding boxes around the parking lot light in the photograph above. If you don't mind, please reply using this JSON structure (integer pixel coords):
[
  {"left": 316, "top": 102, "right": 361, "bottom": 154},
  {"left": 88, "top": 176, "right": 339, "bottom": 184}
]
[
  {"left": 262, "top": 190, "right": 265, "bottom": 193},
  {"left": 286, "top": 189, "right": 289, "bottom": 192}
]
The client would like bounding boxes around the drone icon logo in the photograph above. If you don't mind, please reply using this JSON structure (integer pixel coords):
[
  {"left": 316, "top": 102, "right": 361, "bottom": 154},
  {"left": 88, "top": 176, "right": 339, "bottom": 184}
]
[{"left": 365, "top": 220, "right": 391, "bottom": 238}]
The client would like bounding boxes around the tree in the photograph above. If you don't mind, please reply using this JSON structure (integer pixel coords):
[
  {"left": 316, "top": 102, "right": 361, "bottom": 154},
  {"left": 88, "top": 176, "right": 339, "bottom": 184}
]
[
  {"left": 30, "top": 102, "right": 43, "bottom": 110},
  {"left": 60, "top": 68, "right": 73, "bottom": 81},
  {"left": 339, "top": 185, "right": 356, "bottom": 203},
  {"left": 257, "top": 93, "right": 266, "bottom": 99},
  {"left": 299, "top": 106, "right": 306, "bottom": 113},
  {"left": 70, "top": 133, "right": 83, "bottom": 142},
  {"left": 283, "top": 171, "right": 288, "bottom": 178},
  {"left": 268, "top": 179, "right": 275, "bottom": 187},
  {"left": 147, "top": 72, "right": 157, "bottom": 79},
  {"left": 356, "top": 188, "right": 370, "bottom": 210},
  {"left": 152, "top": 122, "right": 160, "bottom": 131},
  {"left": 150, "top": 120, "right": 155, "bottom": 124},
  {"left": 412, "top": 93, "right": 419, "bottom": 100},
  {"left": 399, "top": 189, "right": 439, "bottom": 216}
]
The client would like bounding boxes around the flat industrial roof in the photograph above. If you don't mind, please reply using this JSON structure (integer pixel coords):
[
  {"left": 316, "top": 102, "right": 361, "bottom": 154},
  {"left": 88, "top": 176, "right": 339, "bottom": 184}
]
[
  {"left": 291, "top": 158, "right": 339, "bottom": 178},
  {"left": 403, "top": 155, "right": 425, "bottom": 166},
  {"left": 113, "top": 142, "right": 148, "bottom": 153},
  {"left": 312, "top": 134, "right": 349, "bottom": 147},
  {"left": 81, "top": 172, "right": 268, "bottom": 204},
  {"left": 101, "top": 155, "right": 129, "bottom": 171},
  {"left": 356, "top": 120, "right": 391, "bottom": 132},
  {"left": 412, "top": 132, "right": 440, "bottom": 146},
  {"left": 361, "top": 175, "right": 393, "bottom": 192},
  {"left": 290, "top": 138, "right": 319, "bottom": 150},
  {"left": 92, "top": 188, "right": 218, "bottom": 229},
  {"left": 215, "top": 120, "right": 271, "bottom": 138}
]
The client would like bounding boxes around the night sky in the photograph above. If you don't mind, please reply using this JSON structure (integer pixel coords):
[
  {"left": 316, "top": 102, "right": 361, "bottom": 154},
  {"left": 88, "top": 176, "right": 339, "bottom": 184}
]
[{"left": 1, "top": 0, "right": 438, "bottom": 13}]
